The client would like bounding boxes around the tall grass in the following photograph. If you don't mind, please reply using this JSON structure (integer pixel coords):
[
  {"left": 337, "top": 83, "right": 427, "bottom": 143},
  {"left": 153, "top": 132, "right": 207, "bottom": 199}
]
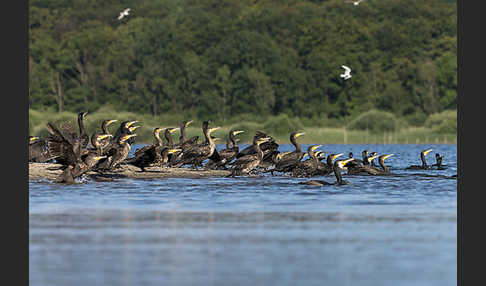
[{"left": 29, "top": 108, "right": 457, "bottom": 144}]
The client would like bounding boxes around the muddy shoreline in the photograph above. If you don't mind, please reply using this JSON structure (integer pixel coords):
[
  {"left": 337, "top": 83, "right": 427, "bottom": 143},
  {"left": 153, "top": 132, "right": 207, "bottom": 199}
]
[{"left": 29, "top": 162, "right": 232, "bottom": 182}]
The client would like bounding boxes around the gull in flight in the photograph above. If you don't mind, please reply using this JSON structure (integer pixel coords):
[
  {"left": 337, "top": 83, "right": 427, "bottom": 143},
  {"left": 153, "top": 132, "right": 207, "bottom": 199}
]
[
  {"left": 346, "top": 0, "right": 365, "bottom": 6},
  {"left": 118, "top": 8, "right": 131, "bottom": 20},
  {"left": 340, "top": 65, "right": 352, "bottom": 80}
]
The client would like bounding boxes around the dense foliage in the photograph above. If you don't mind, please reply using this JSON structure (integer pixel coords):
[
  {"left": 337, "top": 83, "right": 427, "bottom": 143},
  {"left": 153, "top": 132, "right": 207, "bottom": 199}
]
[{"left": 29, "top": 0, "right": 457, "bottom": 123}]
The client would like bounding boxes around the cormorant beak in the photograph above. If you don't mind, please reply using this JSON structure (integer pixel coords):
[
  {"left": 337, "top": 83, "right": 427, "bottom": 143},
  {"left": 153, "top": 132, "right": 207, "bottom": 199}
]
[
  {"left": 30, "top": 137, "right": 39, "bottom": 143},
  {"left": 83, "top": 111, "right": 88, "bottom": 117},
  {"left": 368, "top": 155, "right": 378, "bottom": 162},
  {"left": 233, "top": 130, "right": 245, "bottom": 135},
  {"left": 209, "top": 127, "right": 221, "bottom": 133},
  {"left": 185, "top": 120, "right": 193, "bottom": 127},
  {"left": 295, "top": 132, "right": 305, "bottom": 138},
  {"left": 257, "top": 137, "right": 271, "bottom": 145},
  {"left": 98, "top": 134, "right": 113, "bottom": 140},
  {"left": 129, "top": 126, "right": 140, "bottom": 132},
  {"left": 107, "top": 119, "right": 118, "bottom": 126},
  {"left": 122, "top": 134, "right": 137, "bottom": 141},
  {"left": 127, "top": 121, "right": 138, "bottom": 127},
  {"left": 168, "top": 148, "right": 182, "bottom": 154},
  {"left": 303, "top": 153, "right": 309, "bottom": 158},
  {"left": 311, "top": 145, "right": 322, "bottom": 152},
  {"left": 423, "top": 149, "right": 433, "bottom": 156},
  {"left": 338, "top": 158, "right": 355, "bottom": 169},
  {"left": 169, "top": 127, "right": 180, "bottom": 133},
  {"left": 94, "top": 155, "right": 107, "bottom": 161},
  {"left": 382, "top": 154, "right": 394, "bottom": 161},
  {"left": 333, "top": 153, "right": 344, "bottom": 161}
]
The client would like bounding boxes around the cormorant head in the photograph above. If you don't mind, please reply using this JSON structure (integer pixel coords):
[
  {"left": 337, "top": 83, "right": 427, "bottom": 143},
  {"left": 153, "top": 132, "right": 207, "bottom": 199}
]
[
  {"left": 302, "top": 153, "right": 309, "bottom": 159},
  {"left": 120, "top": 134, "right": 137, "bottom": 142},
  {"left": 309, "top": 145, "right": 322, "bottom": 152},
  {"left": 327, "top": 153, "right": 343, "bottom": 165},
  {"left": 126, "top": 121, "right": 138, "bottom": 128},
  {"left": 290, "top": 132, "right": 305, "bottom": 140},
  {"left": 231, "top": 130, "right": 245, "bottom": 136},
  {"left": 335, "top": 158, "right": 355, "bottom": 169},
  {"left": 93, "top": 155, "right": 107, "bottom": 161},
  {"left": 78, "top": 111, "right": 88, "bottom": 118},
  {"left": 29, "top": 136, "right": 39, "bottom": 144},
  {"left": 184, "top": 120, "right": 193, "bottom": 128},
  {"left": 154, "top": 128, "right": 163, "bottom": 135},
  {"left": 208, "top": 127, "right": 221, "bottom": 134},
  {"left": 378, "top": 154, "right": 393, "bottom": 163},
  {"left": 256, "top": 137, "right": 271, "bottom": 145},
  {"left": 103, "top": 119, "right": 118, "bottom": 128},
  {"left": 315, "top": 151, "right": 326, "bottom": 161},
  {"left": 367, "top": 154, "right": 379, "bottom": 163},
  {"left": 129, "top": 125, "right": 141, "bottom": 132},
  {"left": 422, "top": 149, "right": 433, "bottom": 156}
]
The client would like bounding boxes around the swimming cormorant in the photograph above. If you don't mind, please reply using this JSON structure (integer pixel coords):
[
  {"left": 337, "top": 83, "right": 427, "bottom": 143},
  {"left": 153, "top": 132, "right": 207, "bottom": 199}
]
[{"left": 406, "top": 149, "right": 433, "bottom": 170}]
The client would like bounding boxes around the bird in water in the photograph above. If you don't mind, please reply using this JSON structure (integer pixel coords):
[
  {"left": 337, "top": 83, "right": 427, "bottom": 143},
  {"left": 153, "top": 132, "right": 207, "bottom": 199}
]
[
  {"left": 290, "top": 145, "right": 323, "bottom": 177},
  {"left": 227, "top": 137, "right": 271, "bottom": 177},
  {"left": 347, "top": 154, "right": 394, "bottom": 175},
  {"left": 406, "top": 149, "right": 433, "bottom": 170},
  {"left": 299, "top": 158, "right": 355, "bottom": 186},
  {"left": 432, "top": 153, "right": 445, "bottom": 170},
  {"left": 315, "top": 153, "right": 344, "bottom": 176},
  {"left": 272, "top": 132, "right": 306, "bottom": 174}
]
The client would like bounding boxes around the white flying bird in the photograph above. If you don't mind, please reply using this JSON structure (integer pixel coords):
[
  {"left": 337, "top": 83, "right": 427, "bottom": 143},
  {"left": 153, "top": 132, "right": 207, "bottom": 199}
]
[
  {"left": 118, "top": 8, "right": 131, "bottom": 20},
  {"left": 346, "top": 0, "right": 365, "bottom": 6},
  {"left": 340, "top": 65, "right": 352, "bottom": 80}
]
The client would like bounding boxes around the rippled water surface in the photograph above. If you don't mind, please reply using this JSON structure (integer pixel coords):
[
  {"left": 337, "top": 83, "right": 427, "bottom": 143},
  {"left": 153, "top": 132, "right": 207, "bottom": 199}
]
[{"left": 29, "top": 144, "right": 457, "bottom": 286}]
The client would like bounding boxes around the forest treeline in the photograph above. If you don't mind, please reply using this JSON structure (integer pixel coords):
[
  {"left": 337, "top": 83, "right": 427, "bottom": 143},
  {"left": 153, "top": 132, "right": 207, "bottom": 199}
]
[{"left": 29, "top": 0, "right": 457, "bottom": 126}]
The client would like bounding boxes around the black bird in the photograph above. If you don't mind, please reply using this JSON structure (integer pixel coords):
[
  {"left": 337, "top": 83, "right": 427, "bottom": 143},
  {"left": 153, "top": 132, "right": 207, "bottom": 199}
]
[
  {"left": 46, "top": 121, "right": 86, "bottom": 167},
  {"left": 112, "top": 120, "right": 138, "bottom": 145},
  {"left": 347, "top": 154, "right": 394, "bottom": 175},
  {"left": 97, "top": 134, "right": 137, "bottom": 171},
  {"left": 99, "top": 119, "right": 118, "bottom": 149},
  {"left": 272, "top": 132, "right": 306, "bottom": 173},
  {"left": 56, "top": 153, "right": 107, "bottom": 183},
  {"left": 227, "top": 137, "right": 271, "bottom": 177},
  {"left": 127, "top": 128, "right": 167, "bottom": 171},
  {"left": 315, "top": 153, "right": 344, "bottom": 176},
  {"left": 299, "top": 158, "right": 354, "bottom": 186},
  {"left": 406, "top": 149, "right": 433, "bottom": 170},
  {"left": 29, "top": 136, "right": 52, "bottom": 163},
  {"left": 77, "top": 112, "right": 89, "bottom": 149},
  {"left": 432, "top": 153, "right": 445, "bottom": 170},
  {"left": 206, "top": 129, "right": 244, "bottom": 169},
  {"left": 236, "top": 131, "right": 279, "bottom": 168},
  {"left": 291, "top": 145, "right": 322, "bottom": 177},
  {"left": 170, "top": 121, "right": 220, "bottom": 168}
]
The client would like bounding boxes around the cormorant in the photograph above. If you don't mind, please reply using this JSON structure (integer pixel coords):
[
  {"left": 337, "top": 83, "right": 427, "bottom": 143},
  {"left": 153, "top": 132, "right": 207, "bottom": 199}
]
[
  {"left": 29, "top": 136, "right": 52, "bottom": 163},
  {"left": 206, "top": 129, "right": 244, "bottom": 169},
  {"left": 97, "top": 134, "right": 137, "bottom": 170},
  {"left": 432, "top": 153, "right": 445, "bottom": 170},
  {"left": 291, "top": 145, "right": 322, "bottom": 177},
  {"left": 112, "top": 120, "right": 138, "bottom": 144},
  {"left": 170, "top": 122, "right": 220, "bottom": 168},
  {"left": 236, "top": 131, "right": 279, "bottom": 167},
  {"left": 316, "top": 153, "right": 344, "bottom": 176},
  {"left": 77, "top": 112, "right": 90, "bottom": 149},
  {"left": 227, "top": 137, "right": 271, "bottom": 177},
  {"left": 99, "top": 119, "right": 118, "bottom": 149},
  {"left": 406, "top": 149, "right": 433, "bottom": 170},
  {"left": 163, "top": 127, "right": 180, "bottom": 147},
  {"left": 46, "top": 121, "right": 86, "bottom": 167},
  {"left": 299, "top": 158, "right": 354, "bottom": 186},
  {"left": 89, "top": 133, "right": 113, "bottom": 155},
  {"left": 347, "top": 154, "right": 394, "bottom": 175},
  {"left": 272, "top": 132, "right": 306, "bottom": 173}
]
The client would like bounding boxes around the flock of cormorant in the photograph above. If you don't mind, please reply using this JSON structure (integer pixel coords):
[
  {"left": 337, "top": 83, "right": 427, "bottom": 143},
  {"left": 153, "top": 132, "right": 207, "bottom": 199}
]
[{"left": 29, "top": 112, "right": 447, "bottom": 184}]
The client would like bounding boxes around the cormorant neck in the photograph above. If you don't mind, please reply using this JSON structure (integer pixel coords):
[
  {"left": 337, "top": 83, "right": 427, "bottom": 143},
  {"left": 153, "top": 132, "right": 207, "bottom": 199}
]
[
  {"left": 290, "top": 136, "right": 302, "bottom": 153},
  {"left": 165, "top": 131, "right": 174, "bottom": 146},
  {"left": 179, "top": 124, "right": 187, "bottom": 144},
  {"left": 421, "top": 153, "right": 427, "bottom": 168},
  {"left": 102, "top": 122, "right": 110, "bottom": 135},
  {"left": 155, "top": 133, "right": 163, "bottom": 146},
  {"left": 333, "top": 164, "right": 343, "bottom": 184},
  {"left": 78, "top": 115, "right": 86, "bottom": 136}
]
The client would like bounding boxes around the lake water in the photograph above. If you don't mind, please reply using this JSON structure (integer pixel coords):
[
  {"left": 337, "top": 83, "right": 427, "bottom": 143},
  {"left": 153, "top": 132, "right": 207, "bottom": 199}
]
[{"left": 29, "top": 144, "right": 457, "bottom": 286}]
